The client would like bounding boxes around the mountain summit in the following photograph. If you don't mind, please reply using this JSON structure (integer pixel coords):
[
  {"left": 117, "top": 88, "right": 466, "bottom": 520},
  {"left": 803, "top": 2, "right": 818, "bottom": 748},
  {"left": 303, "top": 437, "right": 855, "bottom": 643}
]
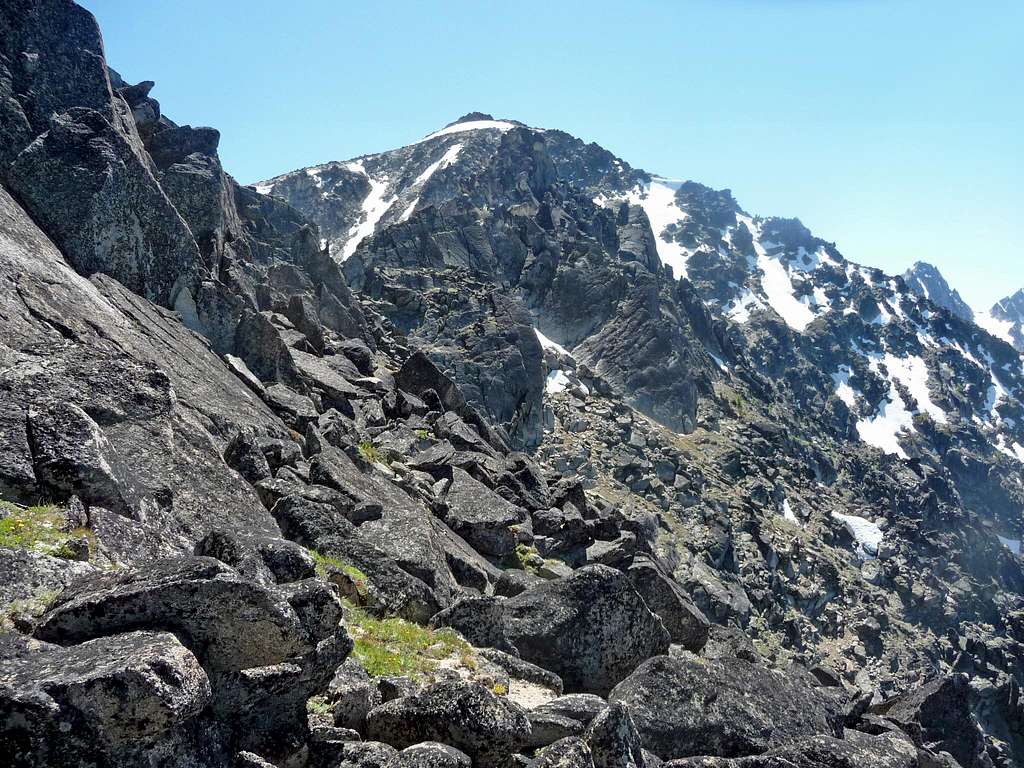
[{"left": 2, "top": 3, "right": 1024, "bottom": 767}]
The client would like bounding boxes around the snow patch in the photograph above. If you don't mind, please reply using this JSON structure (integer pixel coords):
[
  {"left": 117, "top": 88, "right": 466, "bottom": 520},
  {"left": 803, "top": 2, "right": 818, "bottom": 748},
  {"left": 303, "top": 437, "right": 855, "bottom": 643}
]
[
  {"left": 875, "top": 354, "right": 947, "bottom": 424},
  {"left": 546, "top": 370, "right": 571, "bottom": 394},
  {"left": 727, "top": 290, "right": 762, "bottom": 323},
  {"left": 414, "top": 142, "right": 464, "bottom": 186},
  {"left": 831, "top": 511, "right": 883, "bottom": 558},
  {"left": 976, "top": 311, "right": 1015, "bottom": 345},
  {"left": 626, "top": 177, "right": 690, "bottom": 278},
  {"left": 255, "top": 183, "right": 274, "bottom": 196},
  {"left": 400, "top": 143, "right": 464, "bottom": 222},
  {"left": 831, "top": 366, "right": 857, "bottom": 407},
  {"left": 856, "top": 389, "right": 914, "bottom": 459},
  {"left": 535, "top": 328, "right": 570, "bottom": 357},
  {"left": 998, "top": 535, "right": 1022, "bottom": 556},
  {"left": 782, "top": 499, "right": 800, "bottom": 525},
  {"left": 418, "top": 120, "right": 517, "bottom": 144},
  {"left": 758, "top": 251, "right": 815, "bottom": 330}
]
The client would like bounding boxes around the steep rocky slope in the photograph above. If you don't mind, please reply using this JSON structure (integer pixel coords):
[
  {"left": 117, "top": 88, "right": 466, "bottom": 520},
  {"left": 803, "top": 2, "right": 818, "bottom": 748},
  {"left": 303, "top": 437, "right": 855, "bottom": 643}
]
[{"left": 1, "top": 2, "right": 1024, "bottom": 767}]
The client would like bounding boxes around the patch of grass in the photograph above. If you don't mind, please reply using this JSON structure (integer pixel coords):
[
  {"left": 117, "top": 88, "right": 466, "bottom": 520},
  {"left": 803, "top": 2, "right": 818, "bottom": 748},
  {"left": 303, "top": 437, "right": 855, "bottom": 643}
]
[
  {"left": 312, "top": 551, "right": 370, "bottom": 598},
  {"left": 344, "top": 600, "right": 472, "bottom": 680},
  {"left": 358, "top": 440, "right": 386, "bottom": 465},
  {"left": 306, "top": 694, "right": 332, "bottom": 716},
  {"left": 492, "top": 682, "right": 509, "bottom": 696},
  {"left": 0, "top": 502, "right": 90, "bottom": 559},
  {"left": 415, "top": 428, "right": 430, "bottom": 440}
]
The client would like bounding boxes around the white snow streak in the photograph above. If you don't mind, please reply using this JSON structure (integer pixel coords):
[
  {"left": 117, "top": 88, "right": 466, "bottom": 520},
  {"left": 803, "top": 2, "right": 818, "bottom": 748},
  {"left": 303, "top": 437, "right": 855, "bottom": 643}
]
[
  {"left": 418, "top": 120, "right": 517, "bottom": 143},
  {"left": 400, "top": 143, "right": 464, "bottom": 222},
  {"left": 759, "top": 253, "right": 815, "bottom": 330},
  {"left": 341, "top": 162, "right": 396, "bottom": 260},
  {"left": 876, "top": 354, "right": 947, "bottom": 424},
  {"left": 782, "top": 499, "right": 800, "bottom": 525},
  {"left": 831, "top": 366, "right": 857, "bottom": 407}
]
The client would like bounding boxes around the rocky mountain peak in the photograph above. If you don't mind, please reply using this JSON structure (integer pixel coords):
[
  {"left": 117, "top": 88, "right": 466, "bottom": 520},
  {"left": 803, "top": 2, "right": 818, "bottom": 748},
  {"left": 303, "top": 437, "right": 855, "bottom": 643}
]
[
  {"left": 985, "top": 286, "right": 1024, "bottom": 352},
  {"left": 903, "top": 260, "right": 974, "bottom": 321}
]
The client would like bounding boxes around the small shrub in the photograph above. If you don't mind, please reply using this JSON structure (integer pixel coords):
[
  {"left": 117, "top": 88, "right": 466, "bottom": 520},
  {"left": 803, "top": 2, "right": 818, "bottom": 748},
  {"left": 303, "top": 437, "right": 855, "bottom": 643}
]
[
  {"left": 492, "top": 682, "right": 509, "bottom": 696},
  {"left": 415, "top": 429, "right": 430, "bottom": 440},
  {"left": 358, "top": 441, "right": 386, "bottom": 464},
  {"left": 515, "top": 543, "right": 543, "bottom": 573}
]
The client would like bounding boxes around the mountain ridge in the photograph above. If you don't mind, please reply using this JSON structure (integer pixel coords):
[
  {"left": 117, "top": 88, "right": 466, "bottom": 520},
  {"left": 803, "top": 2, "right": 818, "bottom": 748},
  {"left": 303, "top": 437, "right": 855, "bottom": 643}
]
[{"left": 2, "top": 3, "right": 1024, "bottom": 767}]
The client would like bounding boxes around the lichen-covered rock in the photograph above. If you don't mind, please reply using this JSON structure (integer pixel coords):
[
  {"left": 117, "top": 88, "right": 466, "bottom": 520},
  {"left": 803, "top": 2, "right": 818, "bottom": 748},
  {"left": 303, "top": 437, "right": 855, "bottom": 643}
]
[
  {"left": 329, "top": 657, "right": 383, "bottom": 731},
  {"left": 34, "top": 555, "right": 315, "bottom": 672},
  {"left": 395, "top": 742, "right": 472, "bottom": 768},
  {"left": 441, "top": 467, "right": 527, "bottom": 558},
  {"left": 585, "top": 703, "right": 646, "bottom": 768},
  {"left": 534, "top": 737, "right": 597, "bottom": 768},
  {"left": 661, "top": 732, "right": 919, "bottom": 768},
  {"left": 609, "top": 655, "right": 845, "bottom": 760},
  {"left": 0, "top": 630, "right": 210, "bottom": 764},
  {"left": 501, "top": 566, "right": 670, "bottom": 695},
  {"left": 625, "top": 557, "right": 709, "bottom": 652},
  {"left": 365, "top": 680, "right": 532, "bottom": 767}
]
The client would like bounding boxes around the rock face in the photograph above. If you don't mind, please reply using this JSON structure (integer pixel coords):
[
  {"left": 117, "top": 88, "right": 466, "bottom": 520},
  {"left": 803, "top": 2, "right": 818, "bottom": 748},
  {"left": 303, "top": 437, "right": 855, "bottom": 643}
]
[
  {"left": 873, "top": 675, "right": 988, "bottom": 768},
  {"left": 662, "top": 733, "right": 920, "bottom": 767},
  {"left": 609, "top": 655, "right": 844, "bottom": 759}
]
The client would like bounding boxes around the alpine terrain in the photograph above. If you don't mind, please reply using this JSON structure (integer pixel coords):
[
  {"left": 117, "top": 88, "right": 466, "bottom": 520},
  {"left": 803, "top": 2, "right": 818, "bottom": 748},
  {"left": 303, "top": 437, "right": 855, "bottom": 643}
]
[{"left": 2, "top": 3, "right": 1024, "bottom": 767}]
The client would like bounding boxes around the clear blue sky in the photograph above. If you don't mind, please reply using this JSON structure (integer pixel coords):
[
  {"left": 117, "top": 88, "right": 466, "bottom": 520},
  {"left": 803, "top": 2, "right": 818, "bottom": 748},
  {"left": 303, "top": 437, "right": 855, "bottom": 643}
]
[{"left": 82, "top": 0, "right": 1021, "bottom": 308}]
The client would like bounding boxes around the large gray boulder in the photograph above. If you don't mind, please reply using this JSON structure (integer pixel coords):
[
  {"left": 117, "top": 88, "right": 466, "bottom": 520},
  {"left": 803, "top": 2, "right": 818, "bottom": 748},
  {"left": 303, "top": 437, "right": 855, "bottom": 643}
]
[
  {"left": 535, "top": 737, "right": 597, "bottom": 768},
  {"left": 434, "top": 567, "right": 669, "bottom": 696},
  {"left": 365, "top": 680, "right": 532, "bottom": 767},
  {"left": 0, "top": 630, "right": 210, "bottom": 765},
  {"left": 34, "top": 556, "right": 317, "bottom": 672},
  {"left": 661, "top": 732, "right": 919, "bottom": 768},
  {"left": 441, "top": 467, "right": 528, "bottom": 558},
  {"left": 608, "top": 655, "right": 845, "bottom": 760},
  {"left": 585, "top": 702, "right": 646, "bottom": 768},
  {"left": 395, "top": 742, "right": 472, "bottom": 768},
  {"left": 626, "top": 557, "right": 709, "bottom": 652},
  {"left": 873, "top": 675, "right": 987, "bottom": 768},
  {"left": 502, "top": 566, "right": 670, "bottom": 695}
]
